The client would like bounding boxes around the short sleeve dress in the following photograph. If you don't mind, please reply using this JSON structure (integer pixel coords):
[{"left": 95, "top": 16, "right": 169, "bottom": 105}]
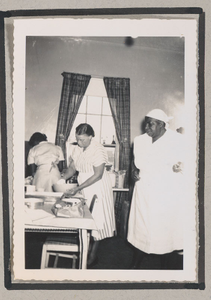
[
  {"left": 27, "top": 141, "right": 64, "bottom": 192},
  {"left": 71, "top": 140, "right": 116, "bottom": 240}
]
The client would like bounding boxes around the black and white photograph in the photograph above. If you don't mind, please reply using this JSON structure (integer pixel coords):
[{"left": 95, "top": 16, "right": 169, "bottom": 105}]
[{"left": 11, "top": 16, "right": 199, "bottom": 283}]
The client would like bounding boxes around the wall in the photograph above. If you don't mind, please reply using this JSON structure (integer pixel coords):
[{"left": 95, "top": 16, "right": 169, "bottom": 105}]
[{"left": 25, "top": 36, "right": 184, "bottom": 143}]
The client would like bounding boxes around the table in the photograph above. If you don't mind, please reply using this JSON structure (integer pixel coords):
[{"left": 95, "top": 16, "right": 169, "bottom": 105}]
[{"left": 24, "top": 192, "right": 97, "bottom": 269}]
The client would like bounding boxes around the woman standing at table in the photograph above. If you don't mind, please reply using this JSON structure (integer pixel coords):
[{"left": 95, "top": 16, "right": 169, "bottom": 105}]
[
  {"left": 60, "top": 123, "right": 116, "bottom": 266},
  {"left": 27, "top": 132, "right": 64, "bottom": 192}
]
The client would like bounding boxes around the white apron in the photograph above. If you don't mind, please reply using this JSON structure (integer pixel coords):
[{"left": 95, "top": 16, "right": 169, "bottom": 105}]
[
  {"left": 78, "top": 170, "right": 115, "bottom": 241},
  {"left": 127, "top": 130, "right": 185, "bottom": 254}
]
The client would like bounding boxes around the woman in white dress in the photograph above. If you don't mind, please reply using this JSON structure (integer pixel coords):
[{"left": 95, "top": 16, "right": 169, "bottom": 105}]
[
  {"left": 27, "top": 132, "right": 64, "bottom": 192},
  {"left": 61, "top": 123, "right": 116, "bottom": 266},
  {"left": 128, "top": 109, "right": 185, "bottom": 269}
]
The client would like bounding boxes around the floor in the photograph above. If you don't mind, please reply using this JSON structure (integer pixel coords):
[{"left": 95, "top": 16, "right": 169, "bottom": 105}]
[{"left": 25, "top": 232, "right": 183, "bottom": 270}]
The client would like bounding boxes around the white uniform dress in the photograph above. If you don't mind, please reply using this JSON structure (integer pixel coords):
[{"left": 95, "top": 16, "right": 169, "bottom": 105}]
[
  {"left": 71, "top": 140, "right": 116, "bottom": 241},
  {"left": 127, "top": 129, "right": 185, "bottom": 254},
  {"left": 28, "top": 141, "right": 64, "bottom": 192}
]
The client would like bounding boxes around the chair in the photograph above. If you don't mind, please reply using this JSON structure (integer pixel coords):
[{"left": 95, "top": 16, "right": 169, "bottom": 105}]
[{"left": 40, "top": 194, "right": 97, "bottom": 269}]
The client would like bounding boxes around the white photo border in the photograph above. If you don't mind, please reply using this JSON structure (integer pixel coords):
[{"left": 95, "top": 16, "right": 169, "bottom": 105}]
[{"left": 12, "top": 16, "right": 199, "bottom": 283}]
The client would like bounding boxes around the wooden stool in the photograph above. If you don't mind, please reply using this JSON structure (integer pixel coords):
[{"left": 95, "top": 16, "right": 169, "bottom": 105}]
[{"left": 40, "top": 233, "right": 79, "bottom": 269}]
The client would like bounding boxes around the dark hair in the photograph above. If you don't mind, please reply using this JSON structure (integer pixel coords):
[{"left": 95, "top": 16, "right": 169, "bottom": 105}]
[
  {"left": 75, "top": 123, "right": 95, "bottom": 137},
  {"left": 29, "top": 132, "right": 47, "bottom": 147}
]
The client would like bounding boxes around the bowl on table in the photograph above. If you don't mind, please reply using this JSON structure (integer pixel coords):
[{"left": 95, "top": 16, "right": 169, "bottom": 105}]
[{"left": 53, "top": 183, "right": 78, "bottom": 193}]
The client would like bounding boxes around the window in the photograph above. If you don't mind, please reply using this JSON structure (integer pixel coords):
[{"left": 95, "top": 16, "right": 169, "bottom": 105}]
[
  {"left": 68, "top": 95, "right": 116, "bottom": 145},
  {"left": 67, "top": 78, "right": 118, "bottom": 170}
]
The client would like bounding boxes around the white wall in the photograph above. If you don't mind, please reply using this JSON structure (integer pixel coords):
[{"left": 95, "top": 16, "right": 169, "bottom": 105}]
[{"left": 25, "top": 36, "right": 184, "bottom": 143}]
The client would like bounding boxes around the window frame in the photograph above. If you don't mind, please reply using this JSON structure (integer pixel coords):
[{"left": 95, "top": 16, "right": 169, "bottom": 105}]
[{"left": 67, "top": 94, "right": 119, "bottom": 170}]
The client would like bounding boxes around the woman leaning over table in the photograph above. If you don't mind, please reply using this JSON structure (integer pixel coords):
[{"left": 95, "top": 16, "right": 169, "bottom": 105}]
[
  {"left": 60, "top": 123, "right": 116, "bottom": 267},
  {"left": 27, "top": 132, "right": 64, "bottom": 192}
]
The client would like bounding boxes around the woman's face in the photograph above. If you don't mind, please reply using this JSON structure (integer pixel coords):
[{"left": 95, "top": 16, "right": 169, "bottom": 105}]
[
  {"left": 145, "top": 117, "right": 163, "bottom": 139},
  {"left": 76, "top": 134, "right": 92, "bottom": 149}
]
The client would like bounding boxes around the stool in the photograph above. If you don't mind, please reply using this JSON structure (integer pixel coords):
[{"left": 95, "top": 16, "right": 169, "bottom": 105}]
[{"left": 40, "top": 233, "right": 79, "bottom": 269}]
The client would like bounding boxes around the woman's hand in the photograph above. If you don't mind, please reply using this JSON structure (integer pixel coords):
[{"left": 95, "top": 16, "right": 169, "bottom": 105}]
[
  {"left": 65, "top": 186, "right": 80, "bottom": 197},
  {"left": 131, "top": 160, "right": 140, "bottom": 182},
  {"left": 132, "top": 169, "right": 140, "bottom": 182},
  {"left": 172, "top": 162, "right": 183, "bottom": 173}
]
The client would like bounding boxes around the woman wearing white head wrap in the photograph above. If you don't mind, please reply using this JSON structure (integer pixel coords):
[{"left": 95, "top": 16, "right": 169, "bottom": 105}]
[
  {"left": 146, "top": 108, "right": 171, "bottom": 123},
  {"left": 146, "top": 108, "right": 173, "bottom": 129},
  {"left": 127, "top": 109, "right": 185, "bottom": 269}
]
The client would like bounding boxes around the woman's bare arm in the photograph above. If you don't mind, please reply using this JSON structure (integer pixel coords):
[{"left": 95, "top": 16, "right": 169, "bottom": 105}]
[
  {"left": 78, "top": 164, "right": 105, "bottom": 190},
  {"left": 62, "top": 161, "right": 77, "bottom": 180},
  {"left": 58, "top": 161, "right": 64, "bottom": 172},
  {"left": 66, "top": 163, "right": 105, "bottom": 196},
  {"left": 29, "top": 163, "right": 37, "bottom": 177}
]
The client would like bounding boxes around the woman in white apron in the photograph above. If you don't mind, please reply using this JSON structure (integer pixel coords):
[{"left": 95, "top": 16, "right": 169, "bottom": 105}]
[
  {"left": 61, "top": 124, "right": 116, "bottom": 266},
  {"left": 27, "top": 132, "right": 64, "bottom": 192},
  {"left": 128, "top": 109, "right": 185, "bottom": 269}
]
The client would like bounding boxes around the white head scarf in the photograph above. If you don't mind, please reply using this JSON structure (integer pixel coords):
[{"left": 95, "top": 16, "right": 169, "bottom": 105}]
[{"left": 146, "top": 109, "right": 173, "bottom": 126}]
